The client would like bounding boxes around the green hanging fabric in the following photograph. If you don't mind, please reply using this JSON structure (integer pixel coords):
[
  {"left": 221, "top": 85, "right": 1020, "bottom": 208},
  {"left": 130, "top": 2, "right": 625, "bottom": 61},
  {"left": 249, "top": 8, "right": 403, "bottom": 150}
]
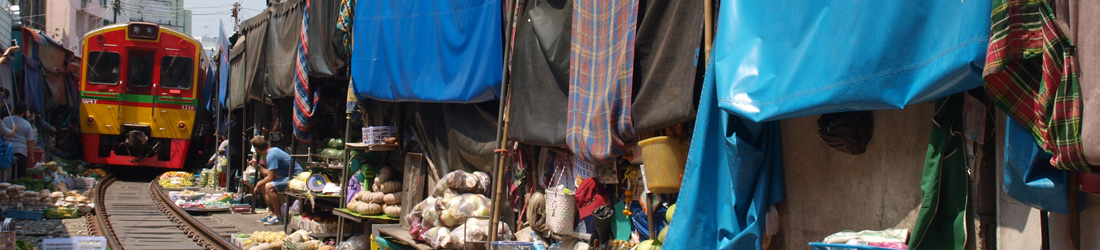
[{"left": 909, "top": 93, "right": 971, "bottom": 250}]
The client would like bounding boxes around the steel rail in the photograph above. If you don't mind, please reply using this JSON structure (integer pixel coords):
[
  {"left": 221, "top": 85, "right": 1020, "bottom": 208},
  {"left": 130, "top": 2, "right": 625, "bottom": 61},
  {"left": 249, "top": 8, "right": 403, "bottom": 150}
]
[
  {"left": 148, "top": 180, "right": 240, "bottom": 250},
  {"left": 90, "top": 175, "right": 121, "bottom": 249}
]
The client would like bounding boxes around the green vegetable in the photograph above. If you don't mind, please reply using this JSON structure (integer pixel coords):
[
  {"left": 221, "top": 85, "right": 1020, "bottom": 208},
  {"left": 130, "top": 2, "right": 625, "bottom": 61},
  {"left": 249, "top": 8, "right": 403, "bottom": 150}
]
[
  {"left": 329, "top": 138, "right": 345, "bottom": 149},
  {"left": 666, "top": 203, "right": 676, "bottom": 222},
  {"left": 637, "top": 240, "right": 660, "bottom": 250},
  {"left": 658, "top": 227, "right": 668, "bottom": 243}
]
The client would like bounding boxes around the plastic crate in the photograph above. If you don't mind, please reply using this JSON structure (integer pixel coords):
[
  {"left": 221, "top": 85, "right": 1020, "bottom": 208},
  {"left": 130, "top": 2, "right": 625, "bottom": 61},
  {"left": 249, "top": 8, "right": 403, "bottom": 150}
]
[
  {"left": 5, "top": 209, "right": 43, "bottom": 220},
  {"left": 809, "top": 242, "right": 902, "bottom": 250},
  {"left": 42, "top": 236, "right": 107, "bottom": 250}
]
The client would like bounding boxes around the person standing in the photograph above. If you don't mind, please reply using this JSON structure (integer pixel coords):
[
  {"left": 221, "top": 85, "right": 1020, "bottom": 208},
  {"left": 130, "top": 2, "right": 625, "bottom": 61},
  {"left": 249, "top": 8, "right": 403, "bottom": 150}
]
[
  {"left": 1, "top": 103, "right": 36, "bottom": 179},
  {"left": 249, "top": 136, "right": 301, "bottom": 225}
]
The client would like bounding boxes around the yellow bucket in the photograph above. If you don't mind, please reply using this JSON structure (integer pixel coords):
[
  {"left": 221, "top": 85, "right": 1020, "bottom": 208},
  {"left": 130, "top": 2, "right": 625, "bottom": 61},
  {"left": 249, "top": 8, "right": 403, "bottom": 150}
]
[{"left": 638, "top": 136, "right": 685, "bottom": 194}]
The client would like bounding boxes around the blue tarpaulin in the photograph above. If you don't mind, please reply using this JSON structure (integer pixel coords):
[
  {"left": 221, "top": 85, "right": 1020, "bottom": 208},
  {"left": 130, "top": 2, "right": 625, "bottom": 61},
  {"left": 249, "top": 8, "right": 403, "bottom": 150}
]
[
  {"left": 712, "top": 0, "right": 991, "bottom": 122},
  {"left": 1003, "top": 116, "right": 1082, "bottom": 214},
  {"left": 349, "top": 0, "right": 503, "bottom": 103},
  {"left": 664, "top": 62, "right": 785, "bottom": 250}
]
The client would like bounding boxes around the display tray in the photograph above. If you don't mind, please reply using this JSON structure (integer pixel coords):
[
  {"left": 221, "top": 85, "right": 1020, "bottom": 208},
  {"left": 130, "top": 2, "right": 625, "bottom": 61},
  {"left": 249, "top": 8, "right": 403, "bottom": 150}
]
[
  {"left": 344, "top": 143, "right": 398, "bottom": 152},
  {"left": 161, "top": 186, "right": 199, "bottom": 191},
  {"left": 378, "top": 226, "right": 431, "bottom": 250},
  {"left": 183, "top": 207, "right": 230, "bottom": 212},
  {"left": 332, "top": 208, "right": 399, "bottom": 223}
]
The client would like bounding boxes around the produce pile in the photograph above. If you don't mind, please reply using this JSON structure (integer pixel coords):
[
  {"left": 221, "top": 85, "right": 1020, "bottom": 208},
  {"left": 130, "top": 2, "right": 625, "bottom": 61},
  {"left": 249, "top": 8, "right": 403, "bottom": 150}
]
[
  {"left": 158, "top": 171, "right": 194, "bottom": 188},
  {"left": 346, "top": 166, "right": 401, "bottom": 217},
  {"left": 405, "top": 170, "right": 512, "bottom": 249},
  {"left": 317, "top": 138, "right": 346, "bottom": 160},
  {"left": 242, "top": 230, "right": 336, "bottom": 250},
  {"left": 197, "top": 168, "right": 221, "bottom": 188},
  {"left": 289, "top": 215, "right": 348, "bottom": 234},
  {"left": 82, "top": 168, "right": 108, "bottom": 178},
  {"left": 636, "top": 203, "right": 676, "bottom": 250}
]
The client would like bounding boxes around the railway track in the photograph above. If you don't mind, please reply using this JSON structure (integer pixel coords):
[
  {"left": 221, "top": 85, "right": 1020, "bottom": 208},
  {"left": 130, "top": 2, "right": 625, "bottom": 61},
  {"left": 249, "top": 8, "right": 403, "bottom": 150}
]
[{"left": 88, "top": 175, "right": 241, "bottom": 250}]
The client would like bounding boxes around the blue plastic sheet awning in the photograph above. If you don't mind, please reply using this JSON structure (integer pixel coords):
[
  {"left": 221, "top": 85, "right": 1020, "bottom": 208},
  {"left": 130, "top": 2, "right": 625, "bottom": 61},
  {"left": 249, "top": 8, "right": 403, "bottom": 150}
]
[
  {"left": 713, "top": 0, "right": 991, "bottom": 122},
  {"left": 350, "top": 0, "right": 503, "bottom": 103}
]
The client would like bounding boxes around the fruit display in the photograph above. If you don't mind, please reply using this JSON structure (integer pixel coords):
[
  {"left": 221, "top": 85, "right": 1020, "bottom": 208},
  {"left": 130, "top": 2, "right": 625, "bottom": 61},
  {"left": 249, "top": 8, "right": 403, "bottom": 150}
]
[
  {"left": 82, "top": 168, "right": 108, "bottom": 177},
  {"left": 343, "top": 165, "right": 402, "bottom": 218},
  {"left": 158, "top": 171, "right": 195, "bottom": 188},
  {"left": 241, "top": 231, "right": 286, "bottom": 250}
]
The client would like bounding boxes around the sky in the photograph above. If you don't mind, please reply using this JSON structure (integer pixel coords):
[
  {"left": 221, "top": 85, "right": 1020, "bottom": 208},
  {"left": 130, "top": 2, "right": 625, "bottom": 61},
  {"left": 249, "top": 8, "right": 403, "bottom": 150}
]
[{"left": 185, "top": 0, "right": 268, "bottom": 38}]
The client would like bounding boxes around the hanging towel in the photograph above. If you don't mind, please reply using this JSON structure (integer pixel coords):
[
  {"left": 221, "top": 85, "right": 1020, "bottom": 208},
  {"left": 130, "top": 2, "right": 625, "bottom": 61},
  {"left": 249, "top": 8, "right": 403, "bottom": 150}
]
[
  {"left": 983, "top": 0, "right": 1091, "bottom": 171},
  {"left": 510, "top": 0, "right": 572, "bottom": 147},
  {"left": 909, "top": 93, "right": 970, "bottom": 250},
  {"left": 567, "top": 0, "right": 638, "bottom": 165},
  {"left": 663, "top": 61, "right": 785, "bottom": 250},
  {"left": 292, "top": 0, "right": 319, "bottom": 142},
  {"left": 631, "top": 0, "right": 703, "bottom": 134}
]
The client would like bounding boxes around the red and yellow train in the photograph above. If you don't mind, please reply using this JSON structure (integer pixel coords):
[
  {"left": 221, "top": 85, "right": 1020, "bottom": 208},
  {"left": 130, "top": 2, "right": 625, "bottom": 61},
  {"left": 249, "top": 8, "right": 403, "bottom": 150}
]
[{"left": 78, "top": 22, "right": 210, "bottom": 169}]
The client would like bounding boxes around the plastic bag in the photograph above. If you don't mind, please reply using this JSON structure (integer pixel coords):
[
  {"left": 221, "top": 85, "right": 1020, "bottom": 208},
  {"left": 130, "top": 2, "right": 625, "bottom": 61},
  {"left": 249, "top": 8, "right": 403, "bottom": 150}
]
[
  {"left": 437, "top": 194, "right": 490, "bottom": 227},
  {"left": 334, "top": 234, "right": 370, "bottom": 250},
  {"left": 432, "top": 170, "right": 491, "bottom": 196},
  {"left": 445, "top": 218, "right": 514, "bottom": 249}
]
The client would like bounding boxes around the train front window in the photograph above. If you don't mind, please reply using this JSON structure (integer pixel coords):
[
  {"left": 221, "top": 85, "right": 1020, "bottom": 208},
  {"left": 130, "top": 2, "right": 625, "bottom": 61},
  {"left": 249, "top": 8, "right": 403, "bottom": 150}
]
[
  {"left": 86, "top": 52, "right": 120, "bottom": 85},
  {"left": 160, "top": 56, "right": 193, "bottom": 89},
  {"left": 127, "top": 51, "right": 155, "bottom": 88}
]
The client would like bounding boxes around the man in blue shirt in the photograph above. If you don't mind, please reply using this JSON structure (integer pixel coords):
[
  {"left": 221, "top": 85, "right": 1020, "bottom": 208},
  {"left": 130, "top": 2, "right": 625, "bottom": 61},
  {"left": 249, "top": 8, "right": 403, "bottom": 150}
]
[{"left": 249, "top": 136, "right": 301, "bottom": 225}]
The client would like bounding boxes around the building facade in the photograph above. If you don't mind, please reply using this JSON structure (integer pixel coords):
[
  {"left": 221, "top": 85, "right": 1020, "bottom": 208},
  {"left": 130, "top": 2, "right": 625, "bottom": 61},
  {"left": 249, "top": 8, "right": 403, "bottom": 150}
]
[{"left": 121, "top": 0, "right": 190, "bottom": 34}]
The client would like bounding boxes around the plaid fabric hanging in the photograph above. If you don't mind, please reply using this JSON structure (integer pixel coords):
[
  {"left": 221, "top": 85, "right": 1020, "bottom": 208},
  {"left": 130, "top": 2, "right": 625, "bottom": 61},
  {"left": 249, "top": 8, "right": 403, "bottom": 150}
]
[
  {"left": 293, "top": 0, "right": 319, "bottom": 142},
  {"left": 566, "top": 0, "right": 638, "bottom": 165},
  {"left": 982, "top": 0, "right": 1092, "bottom": 171}
]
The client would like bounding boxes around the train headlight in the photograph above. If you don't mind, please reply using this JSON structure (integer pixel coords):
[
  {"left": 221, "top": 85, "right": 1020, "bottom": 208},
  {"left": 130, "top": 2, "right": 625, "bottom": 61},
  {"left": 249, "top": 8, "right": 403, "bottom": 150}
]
[
  {"left": 86, "top": 117, "right": 95, "bottom": 124},
  {"left": 177, "top": 122, "right": 186, "bottom": 130}
]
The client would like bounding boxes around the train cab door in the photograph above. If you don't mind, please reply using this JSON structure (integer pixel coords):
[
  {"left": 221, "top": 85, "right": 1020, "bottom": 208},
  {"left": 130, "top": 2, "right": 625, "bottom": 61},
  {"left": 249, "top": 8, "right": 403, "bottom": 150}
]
[
  {"left": 120, "top": 49, "right": 157, "bottom": 133},
  {"left": 152, "top": 51, "right": 197, "bottom": 139},
  {"left": 81, "top": 50, "right": 123, "bottom": 135}
]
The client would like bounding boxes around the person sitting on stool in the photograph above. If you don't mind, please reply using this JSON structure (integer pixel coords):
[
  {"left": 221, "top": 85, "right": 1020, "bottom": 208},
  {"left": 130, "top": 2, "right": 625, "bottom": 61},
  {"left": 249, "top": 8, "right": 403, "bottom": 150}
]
[{"left": 249, "top": 136, "right": 301, "bottom": 225}]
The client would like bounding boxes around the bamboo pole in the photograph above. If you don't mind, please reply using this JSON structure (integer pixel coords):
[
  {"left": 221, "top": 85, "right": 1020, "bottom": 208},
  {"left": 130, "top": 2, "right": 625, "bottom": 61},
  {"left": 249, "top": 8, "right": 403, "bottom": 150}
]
[
  {"left": 489, "top": 0, "right": 525, "bottom": 243},
  {"left": 704, "top": 0, "right": 713, "bottom": 61}
]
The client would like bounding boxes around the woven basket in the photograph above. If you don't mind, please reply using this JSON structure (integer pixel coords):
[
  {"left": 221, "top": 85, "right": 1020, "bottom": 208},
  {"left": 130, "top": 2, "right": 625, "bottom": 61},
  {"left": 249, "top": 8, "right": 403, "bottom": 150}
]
[
  {"left": 0, "top": 231, "right": 14, "bottom": 250},
  {"left": 544, "top": 166, "right": 575, "bottom": 235}
]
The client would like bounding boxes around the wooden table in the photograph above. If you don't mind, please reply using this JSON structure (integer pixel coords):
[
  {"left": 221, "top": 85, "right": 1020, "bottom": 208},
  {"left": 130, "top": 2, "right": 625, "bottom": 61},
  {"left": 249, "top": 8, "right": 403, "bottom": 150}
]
[{"left": 376, "top": 225, "right": 431, "bottom": 250}]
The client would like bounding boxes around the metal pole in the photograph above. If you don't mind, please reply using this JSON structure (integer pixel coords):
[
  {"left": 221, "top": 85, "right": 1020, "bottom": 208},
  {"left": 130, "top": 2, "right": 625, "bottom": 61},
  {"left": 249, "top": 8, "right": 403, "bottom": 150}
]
[
  {"left": 488, "top": 0, "right": 524, "bottom": 243},
  {"left": 1067, "top": 171, "right": 1080, "bottom": 250}
]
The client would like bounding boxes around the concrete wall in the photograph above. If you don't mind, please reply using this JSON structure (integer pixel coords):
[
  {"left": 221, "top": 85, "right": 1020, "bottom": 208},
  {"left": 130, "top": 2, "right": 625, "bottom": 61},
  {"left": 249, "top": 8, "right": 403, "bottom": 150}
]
[
  {"left": 771, "top": 101, "right": 1100, "bottom": 249},
  {"left": 773, "top": 103, "right": 933, "bottom": 249}
]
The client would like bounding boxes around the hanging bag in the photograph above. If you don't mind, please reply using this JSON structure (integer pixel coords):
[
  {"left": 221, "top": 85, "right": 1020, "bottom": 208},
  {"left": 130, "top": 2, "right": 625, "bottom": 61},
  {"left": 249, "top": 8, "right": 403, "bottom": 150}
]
[{"left": 544, "top": 165, "right": 576, "bottom": 235}]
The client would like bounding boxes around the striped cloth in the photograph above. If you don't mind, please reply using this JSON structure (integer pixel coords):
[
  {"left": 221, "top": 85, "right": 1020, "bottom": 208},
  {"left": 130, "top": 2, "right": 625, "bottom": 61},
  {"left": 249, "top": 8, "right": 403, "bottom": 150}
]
[
  {"left": 567, "top": 0, "right": 638, "bottom": 165},
  {"left": 982, "top": 0, "right": 1091, "bottom": 171},
  {"left": 293, "top": 0, "right": 318, "bottom": 142}
]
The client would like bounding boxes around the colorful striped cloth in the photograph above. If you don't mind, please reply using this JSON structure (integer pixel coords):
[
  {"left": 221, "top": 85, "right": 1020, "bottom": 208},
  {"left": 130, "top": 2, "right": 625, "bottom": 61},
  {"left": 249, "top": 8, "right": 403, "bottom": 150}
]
[
  {"left": 293, "top": 0, "right": 318, "bottom": 142},
  {"left": 567, "top": 0, "right": 638, "bottom": 165},
  {"left": 983, "top": 0, "right": 1091, "bottom": 172},
  {"left": 337, "top": 0, "right": 355, "bottom": 52}
]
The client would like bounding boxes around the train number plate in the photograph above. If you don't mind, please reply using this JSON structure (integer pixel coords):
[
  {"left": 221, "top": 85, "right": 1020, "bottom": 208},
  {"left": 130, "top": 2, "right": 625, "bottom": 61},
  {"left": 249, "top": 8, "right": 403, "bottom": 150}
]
[
  {"left": 81, "top": 99, "right": 97, "bottom": 104},
  {"left": 181, "top": 105, "right": 195, "bottom": 111}
]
